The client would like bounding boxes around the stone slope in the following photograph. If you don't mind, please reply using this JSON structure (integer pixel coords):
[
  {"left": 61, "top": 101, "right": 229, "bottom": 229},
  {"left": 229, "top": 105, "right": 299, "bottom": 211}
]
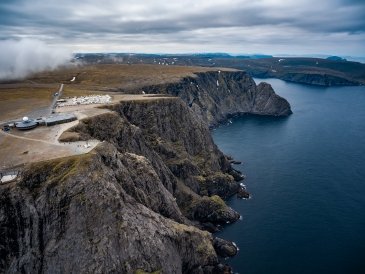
[
  {"left": 1, "top": 98, "right": 240, "bottom": 273},
  {"left": 142, "top": 70, "right": 292, "bottom": 126},
  {"left": 0, "top": 70, "right": 291, "bottom": 273},
  {"left": 276, "top": 72, "right": 359, "bottom": 86},
  {"left": 71, "top": 99, "right": 242, "bottom": 225},
  {"left": 0, "top": 144, "right": 227, "bottom": 273}
]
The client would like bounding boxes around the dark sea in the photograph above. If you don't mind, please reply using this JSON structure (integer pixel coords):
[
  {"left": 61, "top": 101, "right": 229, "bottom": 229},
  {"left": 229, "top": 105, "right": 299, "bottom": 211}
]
[{"left": 213, "top": 78, "right": 365, "bottom": 274}]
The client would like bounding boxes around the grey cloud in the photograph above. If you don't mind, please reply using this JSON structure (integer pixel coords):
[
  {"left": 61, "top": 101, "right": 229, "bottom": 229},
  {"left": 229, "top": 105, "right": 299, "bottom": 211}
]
[
  {"left": 2, "top": 0, "right": 364, "bottom": 35},
  {"left": 0, "top": 0, "right": 364, "bottom": 55}
]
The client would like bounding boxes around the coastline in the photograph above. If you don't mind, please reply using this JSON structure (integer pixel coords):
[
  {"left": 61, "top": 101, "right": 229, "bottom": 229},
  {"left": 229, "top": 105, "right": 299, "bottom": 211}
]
[
  {"left": 211, "top": 78, "right": 365, "bottom": 274},
  {"left": 0, "top": 68, "right": 292, "bottom": 273}
]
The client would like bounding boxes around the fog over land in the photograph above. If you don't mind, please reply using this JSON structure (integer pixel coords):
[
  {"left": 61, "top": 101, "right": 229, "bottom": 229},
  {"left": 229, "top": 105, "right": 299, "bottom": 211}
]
[{"left": 0, "top": 39, "right": 71, "bottom": 80}]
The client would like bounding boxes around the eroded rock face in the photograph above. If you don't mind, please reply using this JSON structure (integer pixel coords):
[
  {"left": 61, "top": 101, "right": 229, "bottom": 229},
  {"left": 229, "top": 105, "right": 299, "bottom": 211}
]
[
  {"left": 0, "top": 70, "right": 291, "bottom": 273},
  {"left": 0, "top": 144, "right": 221, "bottom": 273},
  {"left": 71, "top": 99, "right": 241, "bottom": 226},
  {"left": 142, "top": 70, "right": 292, "bottom": 127},
  {"left": 213, "top": 237, "right": 238, "bottom": 258},
  {"left": 1, "top": 98, "right": 241, "bottom": 273},
  {"left": 268, "top": 71, "right": 360, "bottom": 86}
]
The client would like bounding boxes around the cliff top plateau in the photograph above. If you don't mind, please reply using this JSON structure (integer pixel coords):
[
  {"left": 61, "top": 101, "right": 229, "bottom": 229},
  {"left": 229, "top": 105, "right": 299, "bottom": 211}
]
[{"left": 0, "top": 64, "right": 291, "bottom": 273}]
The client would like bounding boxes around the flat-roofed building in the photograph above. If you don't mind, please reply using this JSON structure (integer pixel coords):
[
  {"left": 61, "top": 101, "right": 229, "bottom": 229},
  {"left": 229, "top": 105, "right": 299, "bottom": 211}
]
[
  {"left": 44, "top": 113, "right": 77, "bottom": 126},
  {"left": 15, "top": 117, "right": 38, "bottom": 130}
]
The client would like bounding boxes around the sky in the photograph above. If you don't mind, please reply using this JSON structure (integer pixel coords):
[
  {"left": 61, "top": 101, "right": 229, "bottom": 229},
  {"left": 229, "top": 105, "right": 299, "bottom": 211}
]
[{"left": 0, "top": 0, "right": 364, "bottom": 56}]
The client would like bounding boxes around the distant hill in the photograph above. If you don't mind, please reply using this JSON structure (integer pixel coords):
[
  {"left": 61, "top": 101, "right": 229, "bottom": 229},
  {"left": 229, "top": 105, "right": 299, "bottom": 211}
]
[
  {"left": 190, "top": 53, "right": 233, "bottom": 58},
  {"left": 248, "top": 54, "right": 273, "bottom": 59},
  {"left": 74, "top": 53, "right": 365, "bottom": 86},
  {"left": 326, "top": 56, "right": 347, "bottom": 62}
]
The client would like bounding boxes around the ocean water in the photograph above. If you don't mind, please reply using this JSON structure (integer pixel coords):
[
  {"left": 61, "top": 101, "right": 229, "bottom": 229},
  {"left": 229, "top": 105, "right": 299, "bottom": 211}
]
[{"left": 213, "top": 78, "right": 365, "bottom": 274}]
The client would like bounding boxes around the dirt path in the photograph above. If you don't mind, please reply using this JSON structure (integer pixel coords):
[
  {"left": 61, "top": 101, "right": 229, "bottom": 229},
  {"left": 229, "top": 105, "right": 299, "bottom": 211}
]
[
  {"left": 0, "top": 126, "right": 99, "bottom": 169},
  {"left": 0, "top": 129, "right": 63, "bottom": 146},
  {"left": 0, "top": 92, "right": 175, "bottom": 169}
]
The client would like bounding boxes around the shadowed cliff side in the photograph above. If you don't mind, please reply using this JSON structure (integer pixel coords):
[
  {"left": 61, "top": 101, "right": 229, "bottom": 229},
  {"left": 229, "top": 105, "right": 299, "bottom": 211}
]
[
  {"left": 0, "top": 70, "right": 291, "bottom": 273},
  {"left": 141, "top": 70, "right": 292, "bottom": 127},
  {"left": 69, "top": 99, "right": 242, "bottom": 225},
  {"left": 0, "top": 98, "right": 241, "bottom": 273},
  {"left": 0, "top": 144, "right": 233, "bottom": 273}
]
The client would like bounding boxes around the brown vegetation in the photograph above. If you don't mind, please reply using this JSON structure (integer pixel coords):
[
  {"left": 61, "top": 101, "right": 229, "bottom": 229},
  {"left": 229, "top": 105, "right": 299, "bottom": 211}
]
[
  {"left": 0, "top": 64, "right": 230, "bottom": 121},
  {"left": 0, "top": 86, "right": 54, "bottom": 121},
  {"left": 28, "top": 64, "right": 232, "bottom": 91}
]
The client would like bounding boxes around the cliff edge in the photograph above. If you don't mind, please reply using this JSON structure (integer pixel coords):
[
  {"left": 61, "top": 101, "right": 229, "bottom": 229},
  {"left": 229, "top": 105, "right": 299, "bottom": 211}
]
[
  {"left": 142, "top": 70, "right": 292, "bottom": 127},
  {"left": 0, "top": 69, "right": 291, "bottom": 273},
  {"left": 0, "top": 98, "right": 241, "bottom": 273}
]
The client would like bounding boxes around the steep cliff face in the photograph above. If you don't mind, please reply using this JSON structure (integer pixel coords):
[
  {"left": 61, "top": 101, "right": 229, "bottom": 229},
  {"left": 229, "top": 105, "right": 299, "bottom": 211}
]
[
  {"left": 71, "top": 99, "right": 242, "bottom": 224},
  {"left": 0, "top": 98, "right": 240, "bottom": 273},
  {"left": 278, "top": 72, "right": 359, "bottom": 86},
  {"left": 0, "top": 70, "right": 291, "bottom": 273},
  {"left": 0, "top": 144, "right": 227, "bottom": 273},
  {"left": 142, "top": 70, "right": 292, "bottom": 126}
]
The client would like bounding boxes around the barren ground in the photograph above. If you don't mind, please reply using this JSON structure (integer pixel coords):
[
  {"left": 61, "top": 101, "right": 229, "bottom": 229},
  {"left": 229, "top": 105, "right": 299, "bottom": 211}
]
[
  {"left": 0, "top": 93, "right": 177, "bottom": 169},
  {"left": 0, "top": 64, "right": 234, "bottom": 170},
  {"left": 0, "top": 64, "right": 232, "bottom": 122}
]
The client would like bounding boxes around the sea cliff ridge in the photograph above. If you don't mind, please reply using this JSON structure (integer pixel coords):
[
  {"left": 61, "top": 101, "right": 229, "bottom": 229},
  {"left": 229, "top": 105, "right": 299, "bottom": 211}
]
[{"left": 0, "top": 67, "right": 291, "bottom": 273}]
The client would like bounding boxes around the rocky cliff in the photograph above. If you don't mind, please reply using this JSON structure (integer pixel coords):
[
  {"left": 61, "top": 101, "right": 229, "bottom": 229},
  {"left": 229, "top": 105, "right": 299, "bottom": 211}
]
[
  {"left": 0, "top": 70, "right": 291, "bottom": 273},
  {"left": 142, "top": 70, "right": 292, "bottom": 127},
  {"left": 0, "top": 144, "right": 230, "bottom": 273},
  {"left": 0, "top": 98, "right": 241, "bottom": 273},
  {"left": 252, "top": 70, "right": 360, "bottom": 86}
]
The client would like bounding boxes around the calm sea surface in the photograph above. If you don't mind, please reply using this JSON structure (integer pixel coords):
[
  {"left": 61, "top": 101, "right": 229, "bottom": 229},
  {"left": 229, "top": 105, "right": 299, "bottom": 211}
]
[{"left": 213, "top": 78, "right": 365, "bottom": 274}]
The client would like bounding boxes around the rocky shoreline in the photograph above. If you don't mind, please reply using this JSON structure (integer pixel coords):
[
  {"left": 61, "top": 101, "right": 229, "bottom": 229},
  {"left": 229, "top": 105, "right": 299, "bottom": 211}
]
[
  {"left": 250, "top": 70, "right": 362, "bottom": 86},
  {"left": 0, "top": 70, "right": 291, "bottom": 273},
  {"left": 141, "top": 70, "right": 292, "bottom": 127}
]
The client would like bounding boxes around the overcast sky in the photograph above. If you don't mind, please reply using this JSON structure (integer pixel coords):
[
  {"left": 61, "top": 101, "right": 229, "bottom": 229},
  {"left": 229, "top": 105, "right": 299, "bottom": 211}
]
[{"left": 0, "top": 0, "right": 364, "bottom": 56}]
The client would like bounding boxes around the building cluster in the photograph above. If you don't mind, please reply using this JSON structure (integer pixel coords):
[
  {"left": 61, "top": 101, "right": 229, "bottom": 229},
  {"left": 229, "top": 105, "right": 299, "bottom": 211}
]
[
  {"left": 3, "top": 114, "right": 77, "bottom": 131},
  {"left": 56, "top": 95, "right": 111, "bottom": 107}
]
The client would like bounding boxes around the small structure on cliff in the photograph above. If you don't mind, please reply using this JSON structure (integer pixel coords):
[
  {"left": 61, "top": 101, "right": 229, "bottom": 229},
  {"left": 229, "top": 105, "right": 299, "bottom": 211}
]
[
  {"left": 15, "top": 117, "right": 38, "bottom": 130},
  {"left": 44, "top": 113, "right": 77, "bottom": 126}
]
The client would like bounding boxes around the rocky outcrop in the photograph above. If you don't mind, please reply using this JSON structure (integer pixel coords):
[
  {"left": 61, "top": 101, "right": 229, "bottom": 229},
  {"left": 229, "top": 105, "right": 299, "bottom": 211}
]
[
  {"left": 0, "top": 70, "right": 288, "bottom": 273},
  {"left": 213, "top": 238, "right": 238, "bottom": 258},
  {"left": 1, "top": 97, "right": 241, "bottom": 273},
  {"left": 71, "top": 99, "right": 241, "bottom": 224},
  {"left": 0, "top": 144, "right": 225, "bottom": 273},
  {"left": 142, "top": 70, "right": 292, "bottom": 127},
  {"left": 276, "top": 72, "right": 359, "bottom": 86}
]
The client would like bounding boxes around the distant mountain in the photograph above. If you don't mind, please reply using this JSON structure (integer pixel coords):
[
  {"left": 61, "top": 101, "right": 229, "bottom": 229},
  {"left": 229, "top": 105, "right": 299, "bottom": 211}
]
[
  {"left": 248, "top": 54, "right": 273, "bottom": 59},
  {"left": 190, "top": 53, "right": 233, "bottom": 58}
]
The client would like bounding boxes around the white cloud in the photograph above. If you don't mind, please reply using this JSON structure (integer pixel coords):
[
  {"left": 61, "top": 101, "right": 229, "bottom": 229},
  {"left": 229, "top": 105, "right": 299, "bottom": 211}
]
[{"left": 0, "top": 39, "right": 72, "bottom": 80}]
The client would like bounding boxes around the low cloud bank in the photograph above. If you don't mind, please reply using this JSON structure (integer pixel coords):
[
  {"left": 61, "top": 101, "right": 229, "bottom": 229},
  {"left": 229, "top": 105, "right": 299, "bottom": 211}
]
[{"left": 0, "top": 39, "right": 72, "bottom": 80}]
